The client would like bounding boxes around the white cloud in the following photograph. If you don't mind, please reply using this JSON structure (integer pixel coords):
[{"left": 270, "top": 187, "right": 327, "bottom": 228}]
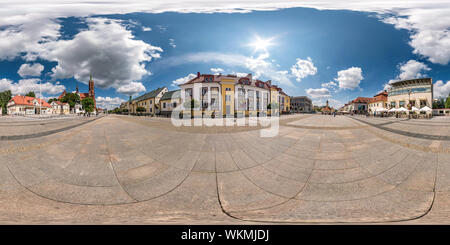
[
  {"left": 322, "top": 81, "right": 337, "bottom": 88},
  {"left": 172, "top": 73, "right": 197, "bottom": 87},
  {"left": 231, "top": 72, "right": 249, "bottom": 77},
  {"left": 382, "top": 60, "right": 431, "bottom": 92},
  {"left": 0, "top": 78, "right": 65, "bottom": 96},
  {"left": 305, "top": 87, "right": 331, "bottom": 98},
  {"left": 1, "top": 1, "right": 450, "bottom": 65},
  {"left": 169, "top": 38, "right": 176, "bottom": 48},
  {"left": 398, "top": 59, "right": 431, "bottom": 80},
  {"left": 433, "top": 80, "right": 450, "bottom": 98},
  {"left": 210, "top": 67, "right": 224, "bottom": 74},
  {"left": 142, "top": 26, "right": 152, "bottom": 31},
  {"left": 96, "top": 96, "right": 126, "bottom": 109},
  {"left": 163, "top": 51, "right": 294, "bottom": 86},
  {"left": 383, "top": 10, "right": 450, "bottom": 65},
  {"left": 38, "top": 18, "right": 162, "bottom": 95},
  {"left": 115, "top": 81, "right": 146, "bottom": 96},
  {"left": 17, "top": 63, "right": 44, "bottom": 77},
  {"left": 290, "top": 57, "right": 317, "bottom": 82},
  {"left": 334, "top": 67, "right": 364, "bottom": 90}
]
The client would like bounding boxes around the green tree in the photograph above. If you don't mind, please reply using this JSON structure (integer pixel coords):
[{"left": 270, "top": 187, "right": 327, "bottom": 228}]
[
  {"left": 445, "top": 94, "right": 450, "bottom": 109},
  {"left": 47, "top": 98, "right": 58, "bottom": 104},
  {"left": 183, "top": 99, "right": 199, "bottom": 118},
  {"left": 25, "top": 91, "right": 35, "bottom": 97},
  {"left": 0, "top": 90, "right": 12, "bottom": 115},
  {"left": 81, "top": 97, "right": 95, "bottom": 114},
  {"left": 112, "top": 107, "right": 120, "bottom": 114},
  {"left": 60, "top": 93, "right": 80, "bottom": 109},
  {"left": 136, "top": 106, "right": 146, "bottom": 113}
]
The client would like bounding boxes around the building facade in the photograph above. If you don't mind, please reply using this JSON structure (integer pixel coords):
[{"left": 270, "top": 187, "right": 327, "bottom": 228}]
[
  {"left": 387, "top": 78, "right": 433, "bottom": 110},
  {"left": 159, "top": 90, "right": 181, "bottom": 117},
  {"left": 348, "top": 97, "right": 371, "bottom": 114},
  {"left": 368, "top": 91, "right": 388, "bottom": 114},
  {"left": 127, "top": 87, "right": 168, "bottom": 114},
  {"left": 50, "top": 101, "right": 70, "bottom": 115},
  {"left": 7, "top": 95, "right": 52, "bottom": 115},
  {"left": 178, "top": 72, "right": 288, "bottom": 117},
  {"left": 290, "top": 96, "right": 313, "bottom": 113}
]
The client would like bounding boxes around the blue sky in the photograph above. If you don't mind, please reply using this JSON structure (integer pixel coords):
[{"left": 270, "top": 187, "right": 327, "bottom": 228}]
[{"left": 1, "top": 2, "right": 449, "bottom": 109}]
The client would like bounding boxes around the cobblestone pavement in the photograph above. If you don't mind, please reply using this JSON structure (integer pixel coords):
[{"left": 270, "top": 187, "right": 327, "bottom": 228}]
[{"left": 0, "top": 114, "right": 449, "bottom": 224}]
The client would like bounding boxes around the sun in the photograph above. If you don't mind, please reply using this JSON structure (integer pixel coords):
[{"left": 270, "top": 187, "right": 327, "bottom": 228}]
[{"left": 249, "top": 35, "right": 274, "bottom": 53}]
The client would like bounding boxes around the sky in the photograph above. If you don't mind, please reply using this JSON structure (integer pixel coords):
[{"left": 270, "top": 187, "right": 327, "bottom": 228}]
[{"left": 0, "top": 1, "right": 449, "bottom": 109}]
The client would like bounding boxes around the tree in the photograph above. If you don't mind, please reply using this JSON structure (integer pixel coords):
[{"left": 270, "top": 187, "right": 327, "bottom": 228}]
[
  {"left": 0, "top": 90, "right": 12, "bottom": 115},
  {"left": 60, "top": 93, "right": 80, "bottom": 109},
  {"left": 81, "top": 97, "right": 95, "bottom": 114},
  {"left": 47, "top": 98, "right": 58, "bottom": 104},
  {"left": 136, "top": 106, "right": 146, "bottom": 113},
  {"left": 183, "top": 99, "right": 199, "bottom": 118},
  {"left": 25, "top": 91, "right": 35, "bottom": 97}
]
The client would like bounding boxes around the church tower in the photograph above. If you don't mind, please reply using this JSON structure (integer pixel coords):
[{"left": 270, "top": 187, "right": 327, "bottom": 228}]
[{"left": 88, "top": 74, "right": 96, "bottom": 108}]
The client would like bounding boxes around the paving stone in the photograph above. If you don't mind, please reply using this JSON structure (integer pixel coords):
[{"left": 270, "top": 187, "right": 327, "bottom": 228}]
[{"left": 0, "top": 114, "right": 449, "bottom": 224}]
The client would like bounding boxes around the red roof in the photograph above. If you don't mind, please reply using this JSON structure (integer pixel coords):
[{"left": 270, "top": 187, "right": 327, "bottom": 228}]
[
  {"left": 58, "top": 90, "right": 89, "bottom": 100},
  {"left": 10, "top": 95, "right": 51, "bottom": 108},
  {"left": 369, "top": 92, "right": 388, "bottom": 103},
  {"left": 352, "top": 97, "right": 372, "bottom": 103},
  {"left": 79, "top": 93, "right": 89, "bottom": 100},
  {"left": 52, "top": 101, "right": 68, "bottom": 106}
]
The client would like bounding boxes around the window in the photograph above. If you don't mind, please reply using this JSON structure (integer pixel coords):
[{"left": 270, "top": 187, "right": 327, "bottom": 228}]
[
  {"left": 150, "top": 100, "right": 153, "bottom": 104},
  {"left": 420, "top": 100, "right": 427, "bottom": 107},
  {"left": 225, "top": 95, "right": 231, "bottom": 101},
  {"left": 211, "top": 87, "right": 219, "bottom": 110},
  {"left": 263, "top": 93, "right": 268, "bottom": 110},
  {"left": 248, "top": 90, "right": 254, "bottom": 110},
  {"left": 256, "top": 91, "right": 260, "bottom": 110},
  {"left": 391, "top": 102, "right": 396, "bottom": 108},
  {"left": 399, "top": 101, "right": 405, "bottom": 107},
  {"left": 163, "top": 102, "right": 166, "bottom": 109},
  {"left": 201, "top": 87, "right": 208, "bottom": 109},
  {"left": 225, "top": 88, "right": 231, "bottom": 91},
  {"left": 238, "top": 88, "right": 246, "bottom": 110},
  {"left": 185, "top": 88, "right": 193, "bottom": 101}
]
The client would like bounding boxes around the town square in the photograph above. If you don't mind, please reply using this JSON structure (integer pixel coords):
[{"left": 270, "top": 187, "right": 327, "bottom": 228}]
[{"left": 0, "top": 109, "right": 449, "bottom": 223}]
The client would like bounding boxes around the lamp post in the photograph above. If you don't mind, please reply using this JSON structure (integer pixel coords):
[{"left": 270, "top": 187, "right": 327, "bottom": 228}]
[{"left": 39, "top": 79, "right": 41, "bottom": 117}]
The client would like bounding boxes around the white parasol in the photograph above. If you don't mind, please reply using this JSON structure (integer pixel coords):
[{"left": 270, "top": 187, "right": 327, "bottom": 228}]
[
  {"left": 388, "top": 108, "right": 397, "bottom": 113},
  {"left": 420, "top": 106, "right": 432, "bottom": 112}
]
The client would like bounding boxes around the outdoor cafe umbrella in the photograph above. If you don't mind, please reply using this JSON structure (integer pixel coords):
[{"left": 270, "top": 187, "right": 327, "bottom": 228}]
[
  {"left": 420, "top": 106, "right": 432, "bottom": 112},
  {"left": 397, "top": 107, "right": 408, "bottom": 113},
  {"left": 388, "top": 108, "right": 397, "bottom": 113},
  {"left": 376, "top": 108, "right": 387, "bottom": 113},
  {"left": 411, "top": 106, "right": 419, "bottom": 114}
]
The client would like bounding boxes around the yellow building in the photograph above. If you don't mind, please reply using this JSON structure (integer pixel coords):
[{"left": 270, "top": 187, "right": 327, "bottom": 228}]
[
  {"left": 159, "top": 90, "right": 181, "bottom": 117},
  {"left": 178, "top": 72, "right": 288, "bottom": 117},
  {"left": 129, "top": 87, "right": 168, "bottom": 114}
]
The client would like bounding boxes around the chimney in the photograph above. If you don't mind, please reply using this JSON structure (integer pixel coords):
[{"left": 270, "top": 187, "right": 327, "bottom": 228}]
[
  {"left": 267, "top": 80, "right": 271, "bottom": 86},
  {"left": 197, "top": 72, "right": 200, "bottom": 77}
]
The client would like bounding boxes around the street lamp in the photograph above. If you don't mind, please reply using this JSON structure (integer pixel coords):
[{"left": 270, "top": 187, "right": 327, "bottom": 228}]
[{"left": 39, "top": 78, "right": 41, "bottom": 117}]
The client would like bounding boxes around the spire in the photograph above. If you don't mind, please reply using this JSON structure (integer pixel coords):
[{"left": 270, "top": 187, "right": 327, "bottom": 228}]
[{"left": 90, "top": 73, "right": 93, "bottom": 81}]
